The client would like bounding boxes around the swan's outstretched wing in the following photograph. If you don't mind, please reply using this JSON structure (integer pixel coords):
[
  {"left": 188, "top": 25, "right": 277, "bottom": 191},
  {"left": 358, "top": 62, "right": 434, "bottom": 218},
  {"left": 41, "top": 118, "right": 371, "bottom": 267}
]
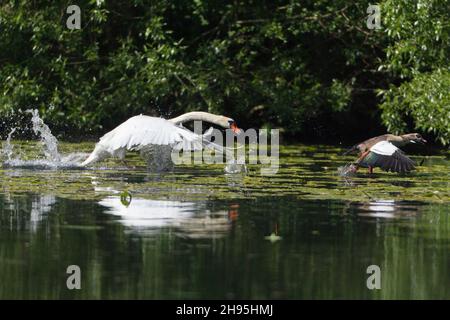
[
  {"left": 172, "top": 126, "right": 233, "bottom": 159},
  {"left": 98, "top": 116, "right": 184, "bottom": 151},
  {"left": 82, "top": 116, "right": 226, "bottom": 166}
]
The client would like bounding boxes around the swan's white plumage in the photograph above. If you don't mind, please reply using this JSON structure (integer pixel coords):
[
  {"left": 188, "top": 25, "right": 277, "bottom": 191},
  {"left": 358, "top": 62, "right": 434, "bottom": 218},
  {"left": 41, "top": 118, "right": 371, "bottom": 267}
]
[
  {"left": 81, "top": 115, "right": 209, "bottom": 166},
  {"left": 101, "top": 116, "right": 181, "bottom": 151}
]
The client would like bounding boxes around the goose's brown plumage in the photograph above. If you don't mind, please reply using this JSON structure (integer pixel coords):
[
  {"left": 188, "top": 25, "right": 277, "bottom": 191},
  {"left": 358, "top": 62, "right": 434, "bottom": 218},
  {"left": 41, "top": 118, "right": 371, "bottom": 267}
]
[{"left": 345, "top": 133, "right": 426, "bottom": 174}]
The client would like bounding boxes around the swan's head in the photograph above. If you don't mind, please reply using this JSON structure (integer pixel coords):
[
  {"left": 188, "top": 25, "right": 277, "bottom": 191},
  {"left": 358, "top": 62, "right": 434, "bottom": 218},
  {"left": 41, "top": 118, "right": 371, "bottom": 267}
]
[{"left": 225, "top": 117, "right": 242, "bottom": 134}]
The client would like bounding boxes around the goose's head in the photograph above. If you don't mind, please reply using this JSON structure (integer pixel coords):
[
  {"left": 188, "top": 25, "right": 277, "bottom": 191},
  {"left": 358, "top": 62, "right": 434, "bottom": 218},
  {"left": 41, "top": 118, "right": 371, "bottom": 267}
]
[{"left": 401, "top": 133, "right": 427, "bottom": 144}]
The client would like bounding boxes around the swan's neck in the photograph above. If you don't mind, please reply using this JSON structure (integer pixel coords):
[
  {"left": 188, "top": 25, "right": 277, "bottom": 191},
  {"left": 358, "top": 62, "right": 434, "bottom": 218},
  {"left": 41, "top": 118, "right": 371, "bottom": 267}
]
[{"left": 168, "top": 112, "right": 223, "bottom": 125}]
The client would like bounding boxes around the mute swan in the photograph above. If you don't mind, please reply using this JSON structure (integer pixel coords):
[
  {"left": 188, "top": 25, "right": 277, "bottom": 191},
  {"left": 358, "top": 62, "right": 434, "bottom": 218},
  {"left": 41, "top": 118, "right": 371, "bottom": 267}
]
[
  {"left": 81, "top": 111, "right": 241, "bottom": 167},
  {"left": 344, "top": 133, "right": 426, "bottom": 174}
]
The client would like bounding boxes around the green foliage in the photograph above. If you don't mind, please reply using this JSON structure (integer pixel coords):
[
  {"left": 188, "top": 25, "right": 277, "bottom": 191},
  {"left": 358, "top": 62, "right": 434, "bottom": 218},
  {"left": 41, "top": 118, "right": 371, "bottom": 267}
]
[
  {"left": 0, "top": 1, "right": 447, "bottom": 144},
  {"left": 380, "top": 0, "right": 450, "bottom": 144},
  {"left": 0, "top": 1, "right": 382, "bottom": 138},
  {"left": 380, "top": 70, "right": 450, "bottom": 145},
  {"left": 0, "top": 0, "right": 183, "bottom": 131}
]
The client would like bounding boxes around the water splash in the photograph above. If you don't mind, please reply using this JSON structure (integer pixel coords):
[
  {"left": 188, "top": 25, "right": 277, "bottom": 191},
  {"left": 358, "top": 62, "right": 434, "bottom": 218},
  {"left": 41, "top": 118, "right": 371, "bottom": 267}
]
[
  {"left": 2, "top": 127, "right": 16, "bottom": 161},
  {"left": 224, "top": 158, "right": 248, "bottom": 174},
  {"left": 2, "top": 109, "right": 87, "bottom": 169},
  {"left": 26, "top": 109, "right": 60, "bottom": 161},
  {"left": 3, "top": 154, "right": 88, "bottom": 169},
  {"left": 338, "top": 163, "right": 357, "bottom": 177}
]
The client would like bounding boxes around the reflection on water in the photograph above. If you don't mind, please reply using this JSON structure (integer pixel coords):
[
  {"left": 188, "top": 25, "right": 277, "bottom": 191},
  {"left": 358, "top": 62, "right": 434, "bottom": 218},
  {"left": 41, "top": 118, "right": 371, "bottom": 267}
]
[
  {"left": 356, "top": 200, "right": 421, "bottom": 219},
  {"left": 30, "top": 195, "right": 56, "bottom": 231},
  {"left": 99, "top": 197, "right": 234, "bottom": 239},
  {"left": 2, "top": 194, "right": 56, "bottom": 233},
  {"left": 0, "top": 192, "right": 449, "bottom": 299},
  {"left": 100, "top": 197, "right": 196, "bottom": 229}
]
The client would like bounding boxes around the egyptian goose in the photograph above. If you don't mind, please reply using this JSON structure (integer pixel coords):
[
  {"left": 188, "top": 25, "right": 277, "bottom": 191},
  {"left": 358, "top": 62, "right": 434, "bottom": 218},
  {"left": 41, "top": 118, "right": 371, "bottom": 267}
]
[{"left": 345, "top": 133, "right": 426, "bottom": 174}]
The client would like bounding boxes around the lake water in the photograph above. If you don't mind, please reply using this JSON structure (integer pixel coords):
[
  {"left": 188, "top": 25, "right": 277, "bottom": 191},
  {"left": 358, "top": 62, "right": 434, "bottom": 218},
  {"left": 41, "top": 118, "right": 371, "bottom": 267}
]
[{"left": 0, "top": 142, "right": 449, "bottom": 299}]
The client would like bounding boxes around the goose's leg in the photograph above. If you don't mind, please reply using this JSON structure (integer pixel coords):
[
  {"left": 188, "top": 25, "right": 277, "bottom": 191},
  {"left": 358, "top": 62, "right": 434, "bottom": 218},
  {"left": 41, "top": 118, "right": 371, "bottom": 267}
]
[
  {"left": 357, "top": 150, "right": 370, "bottom": 162},
  {"left": 368, "top": 166, "right": 373, "bottom": 174},
  {"left": 353, "top": 150, "right": 370, "bottom": 174}
]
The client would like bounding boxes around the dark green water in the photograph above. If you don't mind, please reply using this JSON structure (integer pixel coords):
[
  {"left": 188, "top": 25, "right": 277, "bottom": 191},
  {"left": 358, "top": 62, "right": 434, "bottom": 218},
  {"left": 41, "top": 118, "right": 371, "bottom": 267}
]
[{"left": 0, "top": 143, "right": 449, "bottom": 299}]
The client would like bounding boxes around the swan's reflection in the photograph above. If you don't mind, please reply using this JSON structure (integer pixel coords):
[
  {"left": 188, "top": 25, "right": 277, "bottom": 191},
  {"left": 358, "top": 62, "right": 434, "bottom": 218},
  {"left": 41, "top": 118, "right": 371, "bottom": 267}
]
[
  {"left": 99, "top": 197, "right": 236, "bottom": 238},
  {"left": 99, "top": 197, "right": 195, "bottom": 229}
]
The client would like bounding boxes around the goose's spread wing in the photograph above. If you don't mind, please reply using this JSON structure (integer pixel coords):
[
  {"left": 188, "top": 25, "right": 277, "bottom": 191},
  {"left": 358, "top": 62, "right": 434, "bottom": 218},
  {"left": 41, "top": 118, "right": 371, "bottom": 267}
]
[{"left": 359, "top": 141, "right": 416, "bottom": 173}]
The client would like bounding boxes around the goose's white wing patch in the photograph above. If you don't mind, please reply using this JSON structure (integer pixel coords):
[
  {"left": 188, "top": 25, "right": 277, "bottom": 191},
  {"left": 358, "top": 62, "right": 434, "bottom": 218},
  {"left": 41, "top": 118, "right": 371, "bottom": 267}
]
[{"left": 370, "top": 141, "right": 398, "bottom": 155}]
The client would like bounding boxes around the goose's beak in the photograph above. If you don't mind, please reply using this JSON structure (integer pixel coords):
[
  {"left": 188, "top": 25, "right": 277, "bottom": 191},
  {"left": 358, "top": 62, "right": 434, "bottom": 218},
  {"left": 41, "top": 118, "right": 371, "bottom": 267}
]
[
  {"left": 231, "top": 122, "right": 242, "bottom": 134},
  {"left": 416, "top": 138, "right": 427, "bottom": 144},
  {"left": 412, "top": 138, "right": 427, "bottom": 144}
]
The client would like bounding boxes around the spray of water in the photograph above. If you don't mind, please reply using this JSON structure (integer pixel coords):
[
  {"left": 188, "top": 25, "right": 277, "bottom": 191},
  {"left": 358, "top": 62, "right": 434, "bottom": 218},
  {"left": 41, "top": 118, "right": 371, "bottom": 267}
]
[
  {"left": 2, "top": 109, "right": 87, "bottom": 169},
  {"left": 338, "top": 163, "right": 358, "bottom": 177},
  {"left": 2, "top": 127, "right": 16, "bottom": 161},
  {"left": 224, "top": 158, "right": 248, "bottom": 174},
  {"left": 26, "top": 109, "right": 61, "bottom": 161}
]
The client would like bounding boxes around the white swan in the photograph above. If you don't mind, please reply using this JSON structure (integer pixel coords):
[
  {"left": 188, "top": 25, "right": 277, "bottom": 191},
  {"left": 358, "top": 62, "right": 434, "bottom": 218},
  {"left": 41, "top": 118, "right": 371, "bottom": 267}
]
[{"left": 81, "top": 111, "right": 241, "bottom": 167}]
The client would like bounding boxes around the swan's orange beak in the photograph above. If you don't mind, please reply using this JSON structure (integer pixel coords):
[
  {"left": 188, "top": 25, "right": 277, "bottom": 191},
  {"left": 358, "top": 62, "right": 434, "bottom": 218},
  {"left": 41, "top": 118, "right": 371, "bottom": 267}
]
[{"left": 230, "top": 122, "right": 241, "bottom": 134}]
